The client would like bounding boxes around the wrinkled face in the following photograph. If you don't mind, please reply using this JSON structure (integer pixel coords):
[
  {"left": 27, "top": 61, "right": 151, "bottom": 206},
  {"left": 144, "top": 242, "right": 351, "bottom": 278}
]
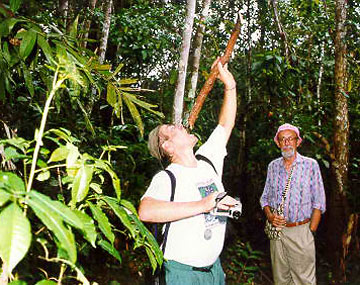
[
  {"left": 277, "top": 130, "right": 300, "bottom": 159},
  {"left": 158, "top": 124, "right": 198, "bottom": 156}
]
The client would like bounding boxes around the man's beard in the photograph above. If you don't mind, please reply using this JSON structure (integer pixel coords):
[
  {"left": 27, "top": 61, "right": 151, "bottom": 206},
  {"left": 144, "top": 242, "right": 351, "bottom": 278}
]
[{"left": 281, "top": 146, "right": 295, "bottom": 159}]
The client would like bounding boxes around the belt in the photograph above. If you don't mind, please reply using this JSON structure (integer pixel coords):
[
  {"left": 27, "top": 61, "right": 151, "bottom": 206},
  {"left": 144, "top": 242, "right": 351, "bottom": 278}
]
[
  {"left": 285, "top": 218, "right": 310, "bottom": 227},
  {"left": 192, "top": 265, "right": 213, "bottom": 272}
]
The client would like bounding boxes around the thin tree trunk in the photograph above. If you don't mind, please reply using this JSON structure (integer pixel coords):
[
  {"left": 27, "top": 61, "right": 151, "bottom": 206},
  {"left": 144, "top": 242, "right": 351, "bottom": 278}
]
[
  {"left": 316, "top": 42, "right": 325, "bottom": 127},
  {"left": 187, "top": 0, "right": 211, "bottom": 101},
  {"left": 82, "top": 0, "right": 98, "bottom": 49},
  {"left": 328, "top": 0, "right": 350, "bottom": 282},
  {"left": 187, "top": 14, "right": 243, "bottom": 129},
  {"left": 58, "top": 0, "right": 69, "bottom": 26},
  {"left": 270, "top": 0, "right": 291, "bottom": 62},
  {"left": 173, "top": 0, "right": 196, "bottom": 125},
  {"left": 99, "top": 0, "right": 113, "bottom": 64}
]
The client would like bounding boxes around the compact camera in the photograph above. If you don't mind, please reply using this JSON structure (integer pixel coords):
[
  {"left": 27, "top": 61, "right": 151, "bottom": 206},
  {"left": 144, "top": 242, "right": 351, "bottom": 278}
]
[{"left": 211, "top": 192, "right": 242, "bottom": 220}]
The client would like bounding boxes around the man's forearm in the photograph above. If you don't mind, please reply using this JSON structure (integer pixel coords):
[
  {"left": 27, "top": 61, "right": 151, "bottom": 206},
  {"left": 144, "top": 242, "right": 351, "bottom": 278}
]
[
  {"left": 218, "top": 86, "right": 237, "bottom": 142},
  {"left": 309, "top": 208, "right": 321, "bottom": 232},
  {"left": 138, "top": 197, "right": 208, "bottom": 223}
]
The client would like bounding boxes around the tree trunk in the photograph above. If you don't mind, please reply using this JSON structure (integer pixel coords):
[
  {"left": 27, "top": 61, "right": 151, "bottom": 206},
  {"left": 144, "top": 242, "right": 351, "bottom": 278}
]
[
  {"left": 99, "top": 0, "right": 113, "bottom": 64},
  {"left": 82, "top": 0, "right": 98, "bottom": 49},
  {"left": 187, "top": 0, "right": 211, "bottom": 101},
  {"left": 58, "top": 0, "right": 69, "bottom": 26},
  {"left": 172, "top": 0, "right": 196, "bottom": 125},
  {"left": 327, "top": 0, "right": 350, "bottom": 282},
  {"left": 270, "top": 0, "right": 291, "bottom": 62}
]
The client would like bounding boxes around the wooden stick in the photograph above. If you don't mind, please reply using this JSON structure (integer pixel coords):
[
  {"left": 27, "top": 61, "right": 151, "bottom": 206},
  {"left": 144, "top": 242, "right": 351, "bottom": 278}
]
[{"left": 187, "top": 13, "right": 243, "bottom": 129}]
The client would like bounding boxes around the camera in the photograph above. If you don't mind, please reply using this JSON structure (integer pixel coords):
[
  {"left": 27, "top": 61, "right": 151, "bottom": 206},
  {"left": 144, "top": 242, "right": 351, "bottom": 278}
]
[{"left": 210, "top": 192, "right": 242, "bottom": 220}]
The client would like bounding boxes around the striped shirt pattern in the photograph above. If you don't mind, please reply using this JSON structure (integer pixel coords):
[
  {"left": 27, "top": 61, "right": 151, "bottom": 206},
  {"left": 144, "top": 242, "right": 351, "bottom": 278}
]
[{"left": 260, "top": 153, "right": 326, "bottom": 223}]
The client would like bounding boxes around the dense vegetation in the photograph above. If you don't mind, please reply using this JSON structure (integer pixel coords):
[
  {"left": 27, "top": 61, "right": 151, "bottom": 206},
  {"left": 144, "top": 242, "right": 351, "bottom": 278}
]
[{"left": 0, "top": 0, "right": 359, "bottom": 284}]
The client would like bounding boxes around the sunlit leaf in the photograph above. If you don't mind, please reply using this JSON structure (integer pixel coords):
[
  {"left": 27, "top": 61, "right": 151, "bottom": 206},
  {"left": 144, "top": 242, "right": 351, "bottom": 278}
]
[
  {"left": 10, "top": 0, "right": 22, "bottom": 13},
  {"left": 73, "top": 209, "right": 97, "bottom": 247},
  {"left": 0, "top": 203, "right": 31, "bottom": 274},
  {"left": 88, "top": 201, "right": 115, "bottom": 244},
  {"left": 0, "top": 189, "right": 10, "bottom": 206},
  {"left": 71, "top": 164, "right": 93, "bottom": 205},
  {"left": 98, "top": 239, "right": 121, "bottom": 263},
  {"left": 28, "top": 190, "right": 83, "bottom": 229},
  {"left": 48, "top": 145, "right": 69, "bottom": 162},
  {"left": 0, "top": 172, "right": 25, "bottom": 194},
  {"left": 122, "top": 93, "right": 144, "bottom": 136},
  {"left": 35, "top": 280, "right": 57, "bottom": 285},
  {"left": 29, "top": 200, "right": 77, "bottom": 263},
  {"left": 19, "top": 29, "right": 37, "bottom": 60},
  {"left": 37, "top": 35, "right": 55, "bottom": 64},
  {"left": 36, "top": 170, "right": 50, "bottom": 181}
]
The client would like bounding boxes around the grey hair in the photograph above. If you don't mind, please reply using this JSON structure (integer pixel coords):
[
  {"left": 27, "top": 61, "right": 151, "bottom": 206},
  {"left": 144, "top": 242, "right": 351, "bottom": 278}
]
[{"left": 148, "top": 125, "right": 167, "bottom": 160}]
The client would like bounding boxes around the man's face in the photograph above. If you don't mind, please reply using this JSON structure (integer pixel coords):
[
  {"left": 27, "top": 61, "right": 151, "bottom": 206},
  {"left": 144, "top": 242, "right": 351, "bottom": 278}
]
[
  {"left": 159, "top": 124, "right": 198, "bottom": 155},
  {"left": 277, "top": 130, "right": 300, "bottom": 159}
]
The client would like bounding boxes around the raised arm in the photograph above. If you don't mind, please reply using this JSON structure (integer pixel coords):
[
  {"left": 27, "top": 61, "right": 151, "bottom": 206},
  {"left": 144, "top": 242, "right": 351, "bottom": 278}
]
[{"left": 215, "top": 59, "right": 237, "bottom": 143}]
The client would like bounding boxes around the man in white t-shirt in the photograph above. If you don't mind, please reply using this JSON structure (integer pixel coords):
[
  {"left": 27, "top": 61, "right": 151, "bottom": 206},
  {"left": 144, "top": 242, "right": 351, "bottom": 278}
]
[{"left": 138, "top": 58, "right": 238, "bottom": 285}]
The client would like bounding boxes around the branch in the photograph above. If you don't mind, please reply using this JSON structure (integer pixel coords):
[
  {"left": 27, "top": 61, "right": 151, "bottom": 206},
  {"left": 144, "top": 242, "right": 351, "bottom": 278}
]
[
  {"left": 187, "top": 13, "right": 243, "bottom": 129},
  {"left": 312, "top": 131, "right": 335, "bottom": 161}
]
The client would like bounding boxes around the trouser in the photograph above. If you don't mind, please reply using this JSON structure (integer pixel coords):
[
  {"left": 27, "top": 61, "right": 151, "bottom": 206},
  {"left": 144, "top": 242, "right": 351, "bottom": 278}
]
[
  {"left": 164, "top": 258, "right": 225, "bottom": 285},
  {"left": 270, "top": 223, "right": 316, "bottom": 285}
]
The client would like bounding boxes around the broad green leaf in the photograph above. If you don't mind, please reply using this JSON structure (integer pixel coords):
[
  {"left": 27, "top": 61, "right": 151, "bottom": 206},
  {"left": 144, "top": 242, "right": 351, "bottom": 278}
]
[
  {"left": 0, "top": 172, "right": 25, "bottom": 194},
  {"left": 0, "top": 203, "right": 31, "bottom": 273},
  {"left": 107, "top": 83, "right": 117, "bottom": 106},
  {"left": 107, "top": 63, "right": 124, "bottom": 80},
  {"left": 35, "top": 280, "right": 57, "bottom": 285},
  {"left": 19, "top": 30, "right": 37, "bottom": 60},
  {"left": 10, "top": 0, "right": 22, "bottom": 12},
  {"left": 73, "top": 210, "right": 97, "bottom": 247},
  {"left": 94, "top": 160, "right": 121, "bottom": 200},
  {"left": 145, "top": 246, "right": 160, "bottom": 273},
  {"left": 28, "top": 191, "right": 83, "bottom": 229},
  {"left": 0, "top": 189, "right": 10, "bottom": 206},
  {"left": 120, "top": 199, "right": 137, "bottom": 215},
  {"left": 21, "top": 61, "right": 34, "bottom": 96},
  {"left": 69, "top": 15, "right": 79, "bottom": 39},
  {"left": 29, "top": 200, "right": 77, "bottom": 263},
  {"left": 9, "top": 281, "right": 27, "bottom": 285},
  {"left": 48, "top": 146, "right": 69, "bottom": 162},
  {"left": 0, "top": 137, "right": 30, "bottom": 153},
  {"left": 122, "top": 93, "right": 144, "bottom": 137},
  {"left": 66, "top": 143, "right": 80, "bottom": 177},
  {"left": 76, "top": 99, "right": 95, "bottom": 136},
  {"left": 4, "top": 146, "right": 28, "bottom": 161},
  {"left": 87, "top": 201, "right": 114, "bottom": 244},
  {"left": 37, "top": 35, "right": 55, "bottom": 64},
  {"left": 0, "top": 18, "right": 21, "bottom": 37},
  {"left": 98, "top": 239, "right": 121, "bottom": 263},
  {"left": 36, "top": 171, "right": 50, "bottom": 181},
  {"left": 102, "top": 197, "right": 137, "bottom": 239},
  {"left": 71, "top": 164, "right": 93, "bottom": 205},
  {"left": 89, "top": 183, "right": 102, "bottom": 194}
]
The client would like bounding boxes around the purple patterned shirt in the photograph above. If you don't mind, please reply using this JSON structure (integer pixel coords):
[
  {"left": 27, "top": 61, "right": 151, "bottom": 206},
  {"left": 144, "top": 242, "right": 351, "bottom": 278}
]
[{"left": 260, "top": 152, "right": 326, "bottom": 222}]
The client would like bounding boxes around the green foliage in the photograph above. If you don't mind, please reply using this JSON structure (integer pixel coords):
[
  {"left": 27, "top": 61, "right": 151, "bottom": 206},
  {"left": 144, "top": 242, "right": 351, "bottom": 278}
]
[
  {"left": 0, "top": 7, "right": 163, "bottom": 282},
  {"left": 222, "top": 240, "right": 265, "bottom": 284}
]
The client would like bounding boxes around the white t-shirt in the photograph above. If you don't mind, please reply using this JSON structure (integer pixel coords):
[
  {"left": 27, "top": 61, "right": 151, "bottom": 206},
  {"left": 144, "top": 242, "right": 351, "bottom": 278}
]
[{"left": 142, "top": 125, "right": 228, "bottom": 267}]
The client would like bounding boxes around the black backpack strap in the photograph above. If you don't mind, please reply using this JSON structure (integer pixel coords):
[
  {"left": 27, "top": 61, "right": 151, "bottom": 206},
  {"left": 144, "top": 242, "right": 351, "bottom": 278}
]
[
  {"left": 161, "top": 169, "right": 176, "bottom": 254},
  {"left": 195, "top": 154, "right": 218, "bottom": 175}
]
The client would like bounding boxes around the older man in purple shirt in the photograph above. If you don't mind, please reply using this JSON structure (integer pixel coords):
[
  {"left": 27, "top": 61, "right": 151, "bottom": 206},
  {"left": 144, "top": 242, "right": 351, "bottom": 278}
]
[{"left": 260, "top": 123, "right": 326, "bottom": 285}]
